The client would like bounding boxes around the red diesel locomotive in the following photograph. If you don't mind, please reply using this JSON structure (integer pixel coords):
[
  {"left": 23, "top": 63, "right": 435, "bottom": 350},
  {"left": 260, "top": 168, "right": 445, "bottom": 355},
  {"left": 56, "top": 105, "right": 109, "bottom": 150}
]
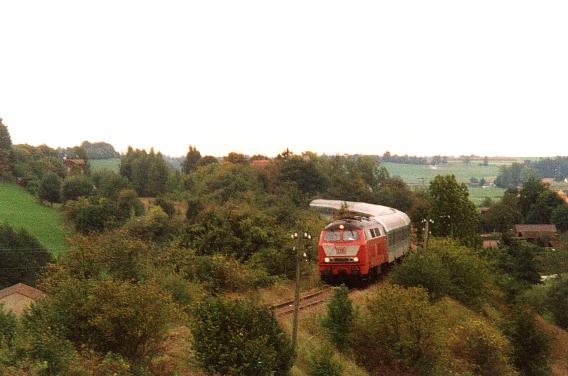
[{"left": 310, "top": 199, "right": 411, "bottom": 282}]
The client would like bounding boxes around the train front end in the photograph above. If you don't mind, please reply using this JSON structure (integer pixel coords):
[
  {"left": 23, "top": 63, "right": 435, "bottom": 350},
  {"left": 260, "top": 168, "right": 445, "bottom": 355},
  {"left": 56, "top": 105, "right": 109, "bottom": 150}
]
[{"left": 318, "top": 221, "right": 367, "bottom": 283}]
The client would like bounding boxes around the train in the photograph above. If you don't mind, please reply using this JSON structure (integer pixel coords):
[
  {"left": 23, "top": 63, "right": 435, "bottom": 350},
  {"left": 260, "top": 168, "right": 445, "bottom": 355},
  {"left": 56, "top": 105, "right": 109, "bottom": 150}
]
[{"left": 310, "top": 199, "right": 411, "bottom": 283}]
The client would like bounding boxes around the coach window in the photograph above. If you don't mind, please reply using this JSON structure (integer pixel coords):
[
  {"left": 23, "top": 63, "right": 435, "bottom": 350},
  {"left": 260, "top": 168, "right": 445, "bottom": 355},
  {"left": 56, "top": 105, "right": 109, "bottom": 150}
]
[{"left": 343, "top": 230, "right": 359, "bottom": 241}]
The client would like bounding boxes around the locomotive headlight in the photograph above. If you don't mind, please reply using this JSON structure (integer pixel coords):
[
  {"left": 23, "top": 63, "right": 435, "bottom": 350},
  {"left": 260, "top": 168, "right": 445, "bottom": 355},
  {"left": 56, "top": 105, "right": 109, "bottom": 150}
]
[
  {"left": 324, "top": 257, "right": 330, "bottom": 263},
  {"left": 353, "top": 257, "right": 359, "bottom": 262}
]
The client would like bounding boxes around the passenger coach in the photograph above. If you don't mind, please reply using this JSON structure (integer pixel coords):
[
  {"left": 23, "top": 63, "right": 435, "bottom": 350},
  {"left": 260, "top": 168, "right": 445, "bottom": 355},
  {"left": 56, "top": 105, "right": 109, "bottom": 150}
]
[{"left": 310, "top": 199, "right": 411, "bottom": 283}]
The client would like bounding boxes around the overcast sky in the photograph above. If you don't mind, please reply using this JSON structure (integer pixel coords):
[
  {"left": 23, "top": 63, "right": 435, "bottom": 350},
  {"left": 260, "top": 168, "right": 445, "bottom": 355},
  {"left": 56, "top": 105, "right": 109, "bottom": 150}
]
[{"left": 1, "top": 1, "right": 567, "bottom": 157}]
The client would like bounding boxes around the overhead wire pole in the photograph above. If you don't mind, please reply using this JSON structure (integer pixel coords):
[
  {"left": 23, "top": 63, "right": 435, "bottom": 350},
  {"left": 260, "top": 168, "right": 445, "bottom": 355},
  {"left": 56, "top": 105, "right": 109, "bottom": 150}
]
[{"left": 291, "top": 231, "right": 311, "bottom": 353}]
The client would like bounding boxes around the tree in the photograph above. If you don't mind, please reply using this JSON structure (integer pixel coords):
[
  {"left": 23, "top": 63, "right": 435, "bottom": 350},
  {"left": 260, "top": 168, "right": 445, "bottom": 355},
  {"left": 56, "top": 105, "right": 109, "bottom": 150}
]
[
  {"left": 38, "top": 172, "right": 61, "bottom": 205},
  {"left": 191, "top": 298, "right": 294, "bottom": 376},
  {"left": 551, "top": 204, "right": 568, "bottom": 232},
  {"left": 36, "top": 278, "right": 179, "bottom": 364},
  {"left": 0, "top": 223, "right": 54, "bottom": 289},
  {"left": 481, "top": 191, "right": 522, "bottom": 233},
  {"left": 526, "top": 190, "right": 565, "bottom": 224},
  {"left": 61, "top": 175, "right": 94, "bottom": 202},
  {"left": 0, "top": 117, "right": 13, "bottom": 178},
  {"left": 195, "top": 155, "right": 219, "bottom": 168},
  {"left": 322, "top": 285, "right": 354, "bottom": 348},
  {"left": 307, "top": 345, "right": 344, "bottom": 376},
  {"left": 428, "top": 175, "right": 480, "bottom": 248},
  {"left": 508, "top": 306, "right": 551, "bottom": 376},
  {"left": 224, "top": 152, "right": 248, "bottom": 165},
  {"left": 392, "top": 238, "right": 493, "bottom": 307},
  {"left": 350, "top": 284, "right": 440, "bottom": 374},
  {"left": 182, "top": 145, "right": 201, "bottom": 175},
  {"left": 546, "top": 278, "right": 568, "bottom": 329},
  {"left": 482, "top": 156, "right": 489, "bottom": 166}
]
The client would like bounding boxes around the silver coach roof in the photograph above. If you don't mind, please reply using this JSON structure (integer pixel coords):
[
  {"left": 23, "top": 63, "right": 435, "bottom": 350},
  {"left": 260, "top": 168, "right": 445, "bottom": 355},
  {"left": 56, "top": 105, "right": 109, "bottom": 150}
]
[{"left": 309, "top": 199, "right": 411, "bottom": 232}]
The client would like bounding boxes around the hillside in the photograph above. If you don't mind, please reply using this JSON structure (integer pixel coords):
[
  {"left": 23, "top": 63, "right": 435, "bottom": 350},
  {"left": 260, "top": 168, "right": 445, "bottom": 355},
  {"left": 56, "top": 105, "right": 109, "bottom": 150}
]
[
  {"left": 382, "top": 161, "right": 507, "bottom": 205},
  {"left": 0, "top": 183, "right": 69, "bottom": 256}
]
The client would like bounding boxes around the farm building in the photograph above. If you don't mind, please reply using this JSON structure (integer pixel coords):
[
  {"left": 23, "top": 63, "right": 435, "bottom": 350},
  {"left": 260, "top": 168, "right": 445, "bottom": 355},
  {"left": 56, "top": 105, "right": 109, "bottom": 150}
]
[
  {"left": 63, "top": 157, "right": 86, "bottom": 174},
  {"left": 0, "top": 283, "right": 46, "bottom": 316},
  {"left": 250, "top": 159, "right": 271, "bottom": 168},
  {"left": 513, "top": 224, "right": 559, "bottom": 247}
]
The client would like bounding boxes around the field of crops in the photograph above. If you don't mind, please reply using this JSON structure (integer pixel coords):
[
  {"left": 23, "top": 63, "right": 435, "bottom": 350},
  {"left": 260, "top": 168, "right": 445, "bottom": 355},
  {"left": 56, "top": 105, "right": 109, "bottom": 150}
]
[
  {"left": 382, "top": 161, "right": 509, "bottom": 206},
  {"left": 90, "top": 158, "right": 121, "bottom": 173},
  {"left": 0, "top": 183, "right": 69, "bottom": 256}
]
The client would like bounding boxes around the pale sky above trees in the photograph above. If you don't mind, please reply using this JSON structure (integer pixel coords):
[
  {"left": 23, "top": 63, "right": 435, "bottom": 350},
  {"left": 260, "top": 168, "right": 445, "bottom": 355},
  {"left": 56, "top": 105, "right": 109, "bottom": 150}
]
[{"left": 1, "top": 1, "right": 567, "bottom": 157}]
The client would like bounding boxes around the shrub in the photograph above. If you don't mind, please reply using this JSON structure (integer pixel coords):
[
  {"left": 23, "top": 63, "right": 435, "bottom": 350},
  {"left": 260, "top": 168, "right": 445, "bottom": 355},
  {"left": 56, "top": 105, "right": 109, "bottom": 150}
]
[
  {"left": 392, "top": 238, "right": 492, "bottom": 308},
  {"left": 64, "top": 197, "right": 117, "bottom": 234},
  {"left": 321, "top": 285, "right": 354, "bottom": 348},
  {"left": 450, "top": 317, "right": 516, "bottom": 376},
  {"left": 191, "top": 298, "right": 294, "bottom": 376},
  {"left": 0, "top": 223, "right": 54, "bottom": 289},
  {"left": 0, "top": 306, "right": 16, "bottom": 345},
  {"left": 61, "top": 175, "right": 93, "bottom": 202},
  {"left": 349, "top": 284, "right": 440, "bottom": 375},
  {"left": 38, "top": 172, "right": 61, "bottom": 205},
  {"left": 508, "top": 306, "right": 551, "bottom": 376},
  {"left": 307, "top": 345, "right": 344, "bottom": 376},
  {"left": 546, "top": 277, "right": 568, "bottom": 329},
  {"left": 116, "top": 189, "right": 145, "bottom": 220}
]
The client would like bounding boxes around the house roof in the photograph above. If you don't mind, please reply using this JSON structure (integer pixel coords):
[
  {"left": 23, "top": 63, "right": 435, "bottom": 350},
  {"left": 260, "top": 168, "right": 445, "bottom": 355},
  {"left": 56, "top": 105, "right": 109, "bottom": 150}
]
[
  {"left": 0, "top": 283, "right": 46, "bottom": 301},
  {"left": 514, "top": 224, "right": 557, "bottom": 234},
  {"left": 250, "top": 159, "right": 270, "bottom": 168},
  {"left": 65, "top": 159, "right": 86, "bottom": 166}
]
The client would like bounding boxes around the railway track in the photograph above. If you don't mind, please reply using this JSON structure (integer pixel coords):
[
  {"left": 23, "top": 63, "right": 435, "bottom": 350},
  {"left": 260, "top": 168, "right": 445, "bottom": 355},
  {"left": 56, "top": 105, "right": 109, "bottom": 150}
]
[{"left": 271, "top": 286, "right": 332, "bottom": 316}]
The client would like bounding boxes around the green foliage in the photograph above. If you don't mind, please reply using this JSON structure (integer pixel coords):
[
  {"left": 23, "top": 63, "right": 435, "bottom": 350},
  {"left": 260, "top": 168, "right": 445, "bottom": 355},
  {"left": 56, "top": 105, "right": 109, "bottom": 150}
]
[
  {"left": 0, "top": 117, "right": 13, "bottom": 178},
  {"left": 36, "top": 278, "right": 179, "bottom": 364},
  {"left": 307, "top": 345, "right": 344, "bottom": 376},
  {"left": 508, "top": 306, "right": 552, "bottom": 376},
  {"left": 0, "top": 223, "right": 54, "bottom": 289},
  {"left": 322, "top": 285, "right": 354, "bottom": 348},
  {"left": 64, "top": 197, "right": 117, "bottom": 234},
  {"left": 349, "top": 284, "right": 440, "bottom": 375},
  {"left": 224, "top": 151, "right": 248, "bottom": 164},
  {"left": 116, "top": 189, "right": 145, "bottom": 220},
  {"left": 38, "top": 172, "right": 61, "bottom": 205},
  {"left": 80, "top": 141, "right": 120, "bottom": 160},
  {"left": 491, "top": 240, "right": 542, "bottom": 293},
  {"left": 481, "top": 191, "right": 522, "bottom": 233},
  {"left": 527, "top": 190, "right": 565, "bottom": 224},
  {"left": 551, "top": 204, "right": 568, "bottom": 232},
  {"left": 16, "top": 302, "right": 78, "bottom": 375},
  {"left": 191, "top": 298, "right": 294, "bottom": 376},
  {"left": 546, "top": 278, "right": 568, "bottom": 329},
  {"left": 450, "top": 317, "right": 516, "bottom": 376},
  {"left": 126, "top": 206, "right": 171, "bottom": 241},
  {"left": 119, "top": 147, "right": 169, "bottom": 197},
  {"left": 12, "top": 144, "right": 66, "bottom": 194},
  {"left": 61, "top": 174, "right": 94, "bottom": 201},
  {"left": 0, "top": 306, "right": 16, "bottom": 345},
  {"left": 392, "top": 238, "right": 493, "bottom": 308},
  {"left": 182, "top": 145, "right": 201, "bottom": 174},
  {"left": 91, "top": 169, "right": 129, "bottom": 199},
  {"left": 428, "top": 175, "right": 481, "bottom": 248}
]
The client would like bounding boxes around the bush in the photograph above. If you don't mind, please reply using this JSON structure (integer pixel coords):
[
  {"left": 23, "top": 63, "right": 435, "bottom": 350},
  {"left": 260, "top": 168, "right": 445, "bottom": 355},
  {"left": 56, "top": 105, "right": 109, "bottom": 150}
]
[
  {"left": 0, "top": 306, "right": 16, "bottom": 345},
  {"left": 38, "top": 172, "right": 61, "bottom": 205},
  {"left": 191, "top": 298, "right": 294, "bottom": 376},
  {"left": 307, "top": 345, "right": 344, "bottom": 376},
  {"left": 450, "top": 317, "right": 516, "bottom": 376},
  {"left": 61, "top": 175, "right": 93, "bottom": 202},
  {"left": 64, "top": 197, "right": 117, "bottom": 234},
  {"left": 116, "top": 189, "right": 145, "bottom": 220},
  {"left": 349, "top": 284, "right": 440, "bottom": 375},
  {"left": 546, "top": 277, "right": 568, "bottom": 329},
  {"left": 508, "top": 306, "right": 551, "bottom": 376},
  {"left": 0, "top": 223, "right": 54, "bottom": 289},
  {"left": 321, "top": 285, "right": 354, "bottom": 348},
  {"left": 392, "top": 238, "right": 493, "bottom": 308}
]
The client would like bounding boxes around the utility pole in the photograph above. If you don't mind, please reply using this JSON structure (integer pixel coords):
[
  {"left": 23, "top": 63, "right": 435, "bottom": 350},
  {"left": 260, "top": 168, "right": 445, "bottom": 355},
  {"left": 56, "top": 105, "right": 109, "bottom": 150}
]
[
  {"left": 422, "top": 219, "right": 433, "bottom": 250},
  {"left": 291, "top": 231, "right": 311, "bottom": 352}
]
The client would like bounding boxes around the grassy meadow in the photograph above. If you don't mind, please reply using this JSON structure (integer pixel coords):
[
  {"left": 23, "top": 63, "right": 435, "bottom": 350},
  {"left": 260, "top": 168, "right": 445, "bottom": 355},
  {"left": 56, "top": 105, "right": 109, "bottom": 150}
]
[
  {"left": 0, "top": 183, "right": 69, "bottom": 256},
  {"left": 382, "top": 160, "right": 509, "bottom": 205},
  {"left": 90, "top": 158, "right": 121, "bottom": 173}
]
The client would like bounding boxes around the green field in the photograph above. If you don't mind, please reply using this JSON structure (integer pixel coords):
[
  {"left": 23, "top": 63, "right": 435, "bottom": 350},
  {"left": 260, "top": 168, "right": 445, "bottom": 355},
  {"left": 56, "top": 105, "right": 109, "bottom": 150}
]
[
  {"left": 90, "top": 158, "right": 121, "bottom": 173},
  {"left": 0, "top": 184, "right": 69, "bottom": 256},
  {"left": 382, "top": 161, "right": 508, "bottom": 206}
]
